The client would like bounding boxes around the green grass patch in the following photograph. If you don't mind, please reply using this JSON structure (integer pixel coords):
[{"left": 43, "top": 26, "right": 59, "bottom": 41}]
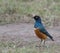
[
  {"left": 0, "top": 0, "right": 60, "bottom": 26},
  {"left": 0, "top": 41, "right": 60, "bottom": 53}
]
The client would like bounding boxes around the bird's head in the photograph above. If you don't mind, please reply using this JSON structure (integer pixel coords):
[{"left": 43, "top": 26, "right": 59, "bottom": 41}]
[{"left": 33, "top": 15, "right": 41, "bottom": 22}]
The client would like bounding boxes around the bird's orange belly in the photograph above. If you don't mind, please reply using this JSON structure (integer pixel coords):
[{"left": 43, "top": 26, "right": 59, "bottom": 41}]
[{"left": 34, "top": 29, "right": 47, "bottom": 40}]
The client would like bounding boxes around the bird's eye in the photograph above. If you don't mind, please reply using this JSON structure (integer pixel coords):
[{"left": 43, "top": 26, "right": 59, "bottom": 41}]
[{"left": 36, "top": 17, "right": 38, "bottom": 18}]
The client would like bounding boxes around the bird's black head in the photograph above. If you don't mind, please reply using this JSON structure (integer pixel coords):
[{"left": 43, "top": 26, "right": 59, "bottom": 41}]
[{"left": 33, "top": 15, "right": 41, "bottom": 22}]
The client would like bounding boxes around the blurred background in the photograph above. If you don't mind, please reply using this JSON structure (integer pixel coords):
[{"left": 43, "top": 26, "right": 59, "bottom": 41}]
[
  {"left": 0, "top": 0, "right": 60, "bottom": 27},
  {"left": 0, "top": 0, "right": 60, "bottom": 53}
]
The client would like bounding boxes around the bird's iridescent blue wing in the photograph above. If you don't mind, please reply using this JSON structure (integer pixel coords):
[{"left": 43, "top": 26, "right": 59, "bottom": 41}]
[{"left": 34, "top": 22, "right": 53, "bottom": 40}]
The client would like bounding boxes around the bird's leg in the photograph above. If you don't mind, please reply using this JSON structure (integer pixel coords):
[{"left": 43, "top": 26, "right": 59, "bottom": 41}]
[
  {"left": 43, "top": 40, "right": 45, "bottom": 47},
  {"left": 40, "top": 39, "right": 43, "bottom": 47},
  {"left": 43, "top": 40, "right": 47, "bottom": 47},
  {"left": 40, "top": 39, "right": 46, "bottom": 47},
  {"left": 40, "top": 39, "right": 42, "bottom": 43},
  {"left": 36, "top": 39, "right": 43, "bottom": 47}
]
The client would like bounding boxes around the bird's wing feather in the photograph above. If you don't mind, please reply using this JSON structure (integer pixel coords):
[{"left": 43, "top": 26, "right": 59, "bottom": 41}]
[
  {"left": 34, "top": 22, "right": 54, "bottom": 41},
  {"left": 38, "top": 24, "right": 53, "bottom": 39}
]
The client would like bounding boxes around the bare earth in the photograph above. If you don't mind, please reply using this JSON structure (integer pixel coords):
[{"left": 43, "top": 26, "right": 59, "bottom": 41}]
[
  {"left": 0, "top": 23, "right": 60, "bottom": 43},
  {"left": 0, "top": 23, "right": 60, "bottom": 48}
]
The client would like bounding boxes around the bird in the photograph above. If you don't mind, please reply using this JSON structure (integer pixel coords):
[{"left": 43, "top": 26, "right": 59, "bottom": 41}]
[{"left": 33, "top": 15, "right": 54, "bottom": 47}]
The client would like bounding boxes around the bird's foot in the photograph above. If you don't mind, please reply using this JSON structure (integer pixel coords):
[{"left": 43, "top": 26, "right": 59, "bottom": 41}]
[
  {"left": 36, "top": 45, "right": 49, "bottom": 48},
  {"left": 36, "top": 45, "right": 41, "bottom": 47},
  {"left": 43, "top": 45, "right": 49, "bottom": 48}
]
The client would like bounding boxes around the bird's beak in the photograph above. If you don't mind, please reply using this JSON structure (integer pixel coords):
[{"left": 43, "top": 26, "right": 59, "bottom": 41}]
[
  {"left": 32, "top": 14, "right": 36, "bottom": 17},
  {"left": 32, "top": 14, "right": 36, "bottom": 18},
  {"left": 27, "top": 14, "right": 36, "bottom": 18}
]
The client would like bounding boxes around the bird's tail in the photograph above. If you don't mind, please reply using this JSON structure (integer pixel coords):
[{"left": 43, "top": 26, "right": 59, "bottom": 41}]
[
  {"left": 51, "top": 38, "right": 54, "bottom": 41},
  {"left": 47, "top": 33, "right": 54, "bottom": 41}
]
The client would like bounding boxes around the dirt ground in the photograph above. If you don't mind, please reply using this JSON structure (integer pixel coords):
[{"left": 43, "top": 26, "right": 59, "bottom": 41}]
[
  {"left": 0, "top": 23, "right": 60, "bottom": 43},
  {"left": 0, "top": 23, "right": 60, "bottom": 53}
]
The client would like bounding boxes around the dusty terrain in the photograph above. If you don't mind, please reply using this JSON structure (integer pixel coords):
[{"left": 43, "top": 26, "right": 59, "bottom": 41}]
[{"left": 0, "top": 23, "right": 60, "bottom": 53}]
